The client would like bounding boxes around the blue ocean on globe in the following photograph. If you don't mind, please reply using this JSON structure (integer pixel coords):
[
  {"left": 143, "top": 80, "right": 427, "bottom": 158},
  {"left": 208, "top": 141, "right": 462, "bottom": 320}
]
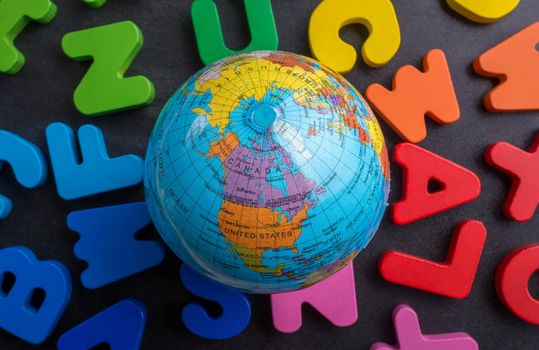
[{"left": 144, "top": 51, "right": 390, "bottom": 293}]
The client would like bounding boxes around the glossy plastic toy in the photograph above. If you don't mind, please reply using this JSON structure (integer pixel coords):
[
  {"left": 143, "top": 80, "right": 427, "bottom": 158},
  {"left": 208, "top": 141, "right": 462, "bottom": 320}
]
[
  {"left": 474, "top": 22, "right": 539, "bottom": 111},
  {"left": 486, "top": 133, "right": 539, "bottom": 221},
  {"left": 83, "top": 0, "right": 107, "bottom": 8},
  {"left": 308, "top": 0, "right": 400, "bottom": 73},
  {"left": 379, "top": 221, "right": 487, "bottom": 299},
  {"left": 0, "top": 131, "right": 47, "bottom": 219},
  {"left": 62, "top": 21, "right": 155, "bottom": 116},
  {"left": 58, "top": 299, "right": 147, "bottom": 349},
  {"left": 191, "top": 0, "right": 278, "bottom": 65},
  {"left": 392, "top": 143, "right": 481, "bottom": 225},
  {"left": 496, "top": 244, "right": 539, "bottom": 325},
  {"left": 0, "top": 246, "right": 71, "bottom": 344},
  {"left": 180, "top": 264, "right": 251, "bottom": 340},
  {"left": 366, "top": 50, "right": 460, "bottom": 143},
  {"left": 67, "top": 202, "right": 164, "bottom": 289},
  {"left": 271, "top": 262, "right": 357, "bottom": 333},
  {"left": 371, "top": 304, "right": 478, "bottom": 350},
  {"left": 0, "top": 0, "right": 57, "bottom": 74},
  {"left": 45, "top": 122, "right": 143, "bottom": 200},
  {"left": 447, "top": 0, "right": 520, "bottom": 24}
]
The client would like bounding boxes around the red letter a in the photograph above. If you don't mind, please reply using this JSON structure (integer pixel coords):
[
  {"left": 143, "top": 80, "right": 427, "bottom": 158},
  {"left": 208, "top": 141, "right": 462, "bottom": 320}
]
[{"left": 392, "top": 143, "right": 481, "bottom": 225}]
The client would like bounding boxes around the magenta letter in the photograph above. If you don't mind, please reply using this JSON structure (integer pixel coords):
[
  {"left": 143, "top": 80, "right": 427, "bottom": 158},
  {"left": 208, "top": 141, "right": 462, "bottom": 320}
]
[{"left": 271, "top": 262, "right": 357, "bottom": 333}]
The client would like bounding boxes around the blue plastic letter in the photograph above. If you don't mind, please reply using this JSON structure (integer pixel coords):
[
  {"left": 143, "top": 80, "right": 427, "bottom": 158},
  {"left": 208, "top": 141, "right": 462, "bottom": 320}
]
[
  {"left": 67, "top": 202, "right": 164, "bottom": 289},
  {"left": 180, "top": 264, "right": 251, "bottom": 340},
  {"left": 0, "top": 131, "right": 47, "bottom": 219},
  {"left": 58, "top": 298, "right": 147, "bottom": 350},
  {"left": 0, "top": 246, "right": 71, "bottom": 344},
  {"left": 45, "top": 122, "right": 143, "bottom": 200}
]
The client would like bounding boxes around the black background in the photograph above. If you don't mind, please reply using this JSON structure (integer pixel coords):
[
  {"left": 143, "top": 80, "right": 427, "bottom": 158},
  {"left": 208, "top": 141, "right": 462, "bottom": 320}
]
[{"left": 0, "top": 0, "right": 538, "bottom": 349}]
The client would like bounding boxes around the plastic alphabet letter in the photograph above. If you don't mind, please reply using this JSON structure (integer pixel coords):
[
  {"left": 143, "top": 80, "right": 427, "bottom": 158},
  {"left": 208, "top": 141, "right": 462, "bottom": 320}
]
[
  {"left": 62, "top": 21, "right": 155, "bottom": 116},
  {"left": 447, "top": 0, "right": 520, "bottom": 24},
  {"left": 271, "top": 262, "right": 357, "bottom": 333},
  {"left": 191, "top": 0, "right": 278, "bottom": 65},
  {"left": 83, "top": 0, "right": 107, "bottom": 9},
  {"left": 57, "top": 298, "right": 147, "bottom": 350},
  {"left": 180, "top": 264, "right": 251, "bottom": 340},
  {"left": 366, "top": 50, "right": 460, "bottom": 143},
  {"left": 495, "top": 244, "right": 539, "bottom": 325},
  {"left": 379, "top": 221, "right": 487, "bottom": 299},
  {"left": 308, "top": 0, "right": 400, "bottom": 73},
  {"left": 485, "top": 133, "right": 539, "bottom": 221},
  {"left": 474, "top": 22, "right": 539, "bottom": 111},
  {"left": 45, "top": 122, "right": 144, "bottom": 200},
  {"left": 67, "top": 202, "right": 164, "bottom": 289},
  {"left": 0, "top": 246, "right": 71, "bottom": 344},
  {"left": 0, "top": 0, "right": 57, "bottom": 74},
  {"left": 392, "top": 143, "right": 481, "bottom": 225},
  {"left": 0, "top": 131, "right": 47, "bottom": 219},
  {"left": 370, "top": 304, "right": 478, "bottom": 350}
]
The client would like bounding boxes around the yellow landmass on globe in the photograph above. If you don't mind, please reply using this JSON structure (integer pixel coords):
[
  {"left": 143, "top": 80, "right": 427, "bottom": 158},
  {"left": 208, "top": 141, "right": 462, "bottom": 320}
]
[
  {"left": 218, "top": 200, "right": 309, "bottom": 275},
  {"left": 193, "top": 52, "right": 390, "bottom": 179},
  {"left": 366, "top": 119, "right": 384, "bottom": 155},
  {"left": 192, "top": 107, "right": 208, "bottom": 117},
  {"left": 294, "top": 92, "right": 331, "bottom": 111},
  {"left": 194, "top": 53, "right": 338, "bottom": 132},
  {"left": 365, "top": 118, "right": 390, "bottom": 179}
]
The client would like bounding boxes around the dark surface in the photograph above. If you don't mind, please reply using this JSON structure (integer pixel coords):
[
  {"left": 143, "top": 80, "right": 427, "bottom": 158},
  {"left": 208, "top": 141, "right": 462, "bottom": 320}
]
[{"left": 0, "top": 0, "right": 538, "bottom": 349}]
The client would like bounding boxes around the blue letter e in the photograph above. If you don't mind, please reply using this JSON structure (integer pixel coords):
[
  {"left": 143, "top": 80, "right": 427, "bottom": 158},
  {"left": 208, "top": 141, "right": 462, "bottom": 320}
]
[{"left": 0, "top": 247, "right": 72, "bottom": 344}]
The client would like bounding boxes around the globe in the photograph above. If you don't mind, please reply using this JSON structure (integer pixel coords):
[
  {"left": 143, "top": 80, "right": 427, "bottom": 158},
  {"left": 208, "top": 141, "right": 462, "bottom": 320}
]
[{"left": 144, "top": 51, "right": 390, "bottom": 293}]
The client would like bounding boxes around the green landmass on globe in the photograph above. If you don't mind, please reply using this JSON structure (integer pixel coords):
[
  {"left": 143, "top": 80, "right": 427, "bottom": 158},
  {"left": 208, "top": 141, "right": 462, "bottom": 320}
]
[{"left": 144, "top": 51, "right": 390, "bottom": 293}]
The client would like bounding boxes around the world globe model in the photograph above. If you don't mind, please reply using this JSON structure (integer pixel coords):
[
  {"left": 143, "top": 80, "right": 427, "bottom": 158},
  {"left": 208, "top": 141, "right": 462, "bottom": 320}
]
[{"left": 144, "top": 51, "right": 390, "bottom": 293}]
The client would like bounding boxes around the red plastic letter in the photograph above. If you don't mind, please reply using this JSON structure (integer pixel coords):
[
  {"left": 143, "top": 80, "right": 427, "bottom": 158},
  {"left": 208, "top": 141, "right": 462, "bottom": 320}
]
[
  {"left": 379, "top": 221, "right": 487, "bottom": 299},
  {"left": 485, "top": 133, "right": 539, "bottom": 221},
  {"left": 496, "top": 244, "right": 539, "bottom": 325},
  {"left": 392, "top": 143, "right": 481, "bottom": 225}
]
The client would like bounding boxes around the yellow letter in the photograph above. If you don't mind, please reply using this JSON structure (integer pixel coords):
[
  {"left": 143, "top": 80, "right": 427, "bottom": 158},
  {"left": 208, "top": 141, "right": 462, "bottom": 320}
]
[
  {"left": 308, "top": 0, "right": 400, "bottom": 74},
  {"left": 447, "top": 0, "right": 520, "bottom": 24}
]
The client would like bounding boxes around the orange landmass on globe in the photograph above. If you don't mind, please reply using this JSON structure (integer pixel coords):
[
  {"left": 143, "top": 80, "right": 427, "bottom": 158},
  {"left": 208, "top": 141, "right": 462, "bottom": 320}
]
[
  {"left": 205, "top": 132, "right": 239, "bottom": 162},
  {"left": 218, "top": 200, "right": 310, "bottom": 275},
  {"left": 308, "top": 127, "right": 317, "bottom": 137}
]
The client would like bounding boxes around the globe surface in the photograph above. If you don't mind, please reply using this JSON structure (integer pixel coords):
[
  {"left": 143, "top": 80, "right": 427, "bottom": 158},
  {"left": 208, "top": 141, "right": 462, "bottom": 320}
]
[{"left": 144, "top": 51, "right": 390, "bottom": 293}]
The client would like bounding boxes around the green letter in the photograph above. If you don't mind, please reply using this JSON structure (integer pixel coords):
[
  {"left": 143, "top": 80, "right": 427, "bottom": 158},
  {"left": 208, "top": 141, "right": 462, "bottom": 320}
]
[
  {"left": 62, "top": 21, "right": 155, "bottom": 116},
  {"left": 83, "top": 0, "right": 107, "bottom": 9},
  {"left": 0, "top": 0, "right": 57, "bottom": 74},
  {"left": 191, "top": 0, "right": 279, "bottom": 65}
]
